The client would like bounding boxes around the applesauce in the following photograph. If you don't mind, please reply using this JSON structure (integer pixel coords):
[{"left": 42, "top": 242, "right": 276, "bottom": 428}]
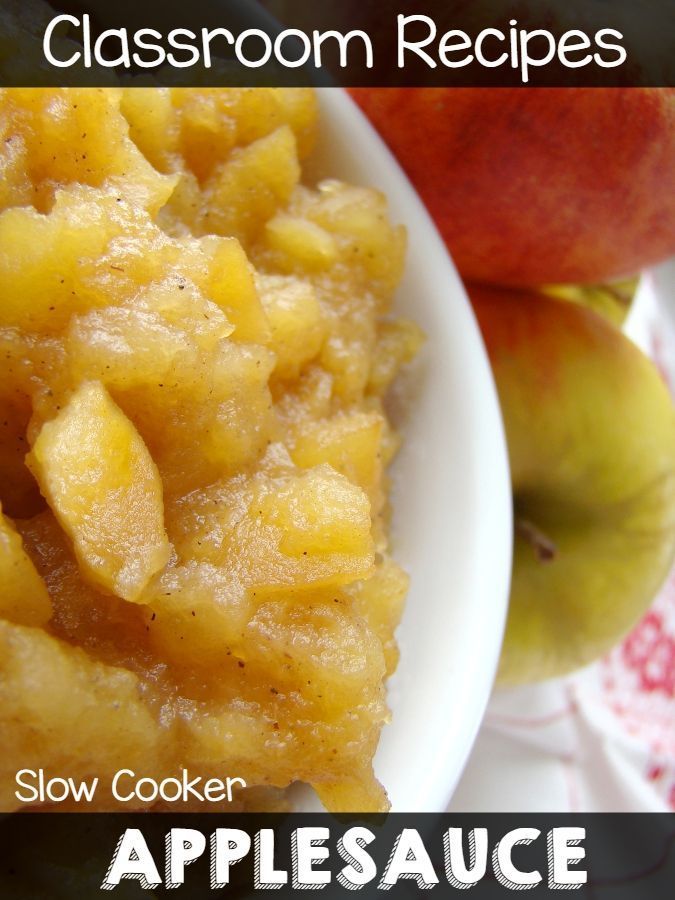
[{"left": 0, "top": 88, "right": 422, "bottom": 812}]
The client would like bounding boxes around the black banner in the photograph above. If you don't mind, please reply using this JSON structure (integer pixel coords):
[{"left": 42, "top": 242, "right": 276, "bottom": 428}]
[
  {"left": 0, "top": 813, "right": 673, "bottom": 897},
  {"left": 1, "top": 0, "right": 674, "bottom": 87}
]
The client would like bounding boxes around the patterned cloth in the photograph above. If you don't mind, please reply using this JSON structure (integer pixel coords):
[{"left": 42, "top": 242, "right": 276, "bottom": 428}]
[{"left": 449, "top": 260, "right": 675, "bottom": 813}]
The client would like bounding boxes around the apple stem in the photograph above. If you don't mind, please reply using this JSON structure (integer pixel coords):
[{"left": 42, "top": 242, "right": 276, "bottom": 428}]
[{"left": 516, "top": 518, "right": 557, "bottom": 563}]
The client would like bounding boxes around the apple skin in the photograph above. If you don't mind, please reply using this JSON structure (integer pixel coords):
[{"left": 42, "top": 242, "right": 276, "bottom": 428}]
[
  {"left": 470, "top": 285, "right": 675, "bottom": 684},
  {"left": 351, "top": 88, "right": 675, "bottom": 286}
]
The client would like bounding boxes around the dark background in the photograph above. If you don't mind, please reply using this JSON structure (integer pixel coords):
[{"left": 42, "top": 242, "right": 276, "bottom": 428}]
[
  {"left": 0, "top": 813, "right": 673, "bottom": 897},
  {"left": 1, "top": 0, "right": 674, "bottom": 87}
]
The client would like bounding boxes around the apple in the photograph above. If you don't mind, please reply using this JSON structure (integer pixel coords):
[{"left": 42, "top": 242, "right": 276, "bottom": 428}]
[
  {"left": 470, "top": 285, "right": 675, "bottom": 684},
  {"left": 351, "top": 88, "right": 675, "bottom": 286}
]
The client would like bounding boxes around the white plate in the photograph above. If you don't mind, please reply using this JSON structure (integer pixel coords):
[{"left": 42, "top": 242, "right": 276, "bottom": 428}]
[{"left": 306, "top": 90, "right": 513, "bottom": 812}]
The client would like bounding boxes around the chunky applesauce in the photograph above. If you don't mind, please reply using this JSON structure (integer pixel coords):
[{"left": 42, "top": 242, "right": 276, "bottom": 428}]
[{"left": 0, "top": 88, "right": 421, "bottom": 812}]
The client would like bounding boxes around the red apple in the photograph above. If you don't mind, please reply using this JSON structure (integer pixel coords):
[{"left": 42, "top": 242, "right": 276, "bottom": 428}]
[{"left": 352, "top": 88, "right": 675, "bottom": 286}]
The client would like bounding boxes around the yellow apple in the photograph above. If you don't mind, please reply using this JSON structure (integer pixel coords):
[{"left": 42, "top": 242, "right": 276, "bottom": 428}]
[{"left": 471, "top": 285, "right": 675, "bottom": 684}]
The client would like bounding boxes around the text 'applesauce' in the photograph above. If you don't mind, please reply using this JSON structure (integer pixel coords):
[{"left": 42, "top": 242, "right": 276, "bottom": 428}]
[{"left": 0, "top": 88, "right": 423, "bottom": 812}]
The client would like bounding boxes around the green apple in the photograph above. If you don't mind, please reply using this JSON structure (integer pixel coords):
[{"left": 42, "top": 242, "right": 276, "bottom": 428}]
[
  {"left": 471, "top": 285, "right": 675, "bottom": 685},
  {"left": 542, "top": 279, "right": 637, "bottom": 329}
]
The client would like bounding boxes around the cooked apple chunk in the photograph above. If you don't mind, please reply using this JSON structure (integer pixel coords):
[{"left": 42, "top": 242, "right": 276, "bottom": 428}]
[
  {"left": 0, "top": 507, "right": 51, "bottom": 627},
  {"left": 27, "top": 381, "right": 170, "bottom": 602},
  {"left": 0, "top": 619, "right": 162, "bottom": 811}
]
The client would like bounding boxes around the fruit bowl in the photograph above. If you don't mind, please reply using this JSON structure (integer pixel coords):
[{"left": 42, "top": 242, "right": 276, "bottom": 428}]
[{"left": 308, "top": 90, "right": 513, "bottom": 811}]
